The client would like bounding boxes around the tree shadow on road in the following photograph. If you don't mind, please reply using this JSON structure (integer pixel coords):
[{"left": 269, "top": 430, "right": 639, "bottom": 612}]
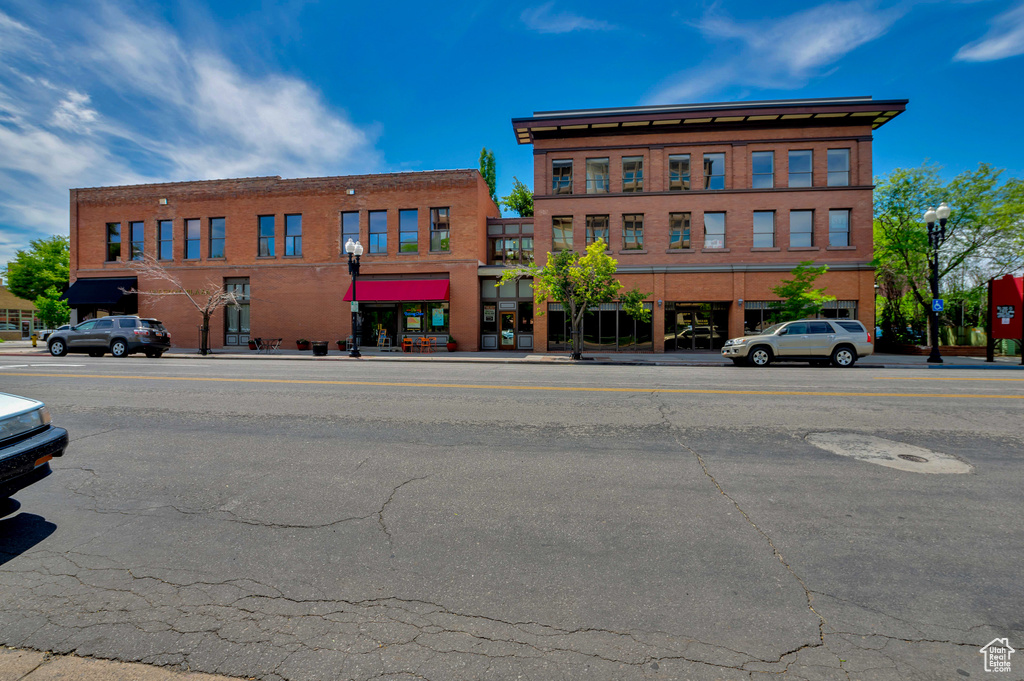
[{"left": 0, "top": 505, "right": 57, "bottom": 567}]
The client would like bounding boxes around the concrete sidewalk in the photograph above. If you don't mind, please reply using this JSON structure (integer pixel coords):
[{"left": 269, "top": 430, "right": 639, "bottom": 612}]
[
  {"left": 1, "top": 339, "right": 1020, "bottom": 368},
  {"left": 0, "top": 648, "right": 242, "bottom": 681}
]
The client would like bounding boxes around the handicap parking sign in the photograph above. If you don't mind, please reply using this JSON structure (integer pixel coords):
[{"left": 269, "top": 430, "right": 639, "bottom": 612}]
[{"left": 932, "top": 299, "right": 944, "bottom": 312}]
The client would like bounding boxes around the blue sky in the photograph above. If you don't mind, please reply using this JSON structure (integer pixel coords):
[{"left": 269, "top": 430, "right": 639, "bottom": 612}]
[{"left": 1, "top": 0, "right": 1023, "bottom": 266}]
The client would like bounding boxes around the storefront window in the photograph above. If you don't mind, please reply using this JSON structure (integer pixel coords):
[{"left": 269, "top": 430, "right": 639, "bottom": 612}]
[
  {"left": 518, "top": 302, "right": 533, "bottom": 334},
  {"left": 482, "top": 303, "right": 497, "bottom": 334},
  {"left": 427, "top": 302, "right": 449, "bottom": 333},
  {"left": 402, "top": 303, "right": 425, "bottom": 332}
]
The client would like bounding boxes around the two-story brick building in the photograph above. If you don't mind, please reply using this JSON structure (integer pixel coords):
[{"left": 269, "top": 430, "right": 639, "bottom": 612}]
[{"left": 511, "top": 96, "right": 906, "bottom": 352}]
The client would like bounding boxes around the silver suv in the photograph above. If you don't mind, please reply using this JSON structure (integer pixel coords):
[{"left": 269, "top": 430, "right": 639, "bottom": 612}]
[
  {"left": 47, "top": 316, "right": 171, "bottom": 358},
  {"left": 721, "top": 319, "right": 873, "bottom": 367}
]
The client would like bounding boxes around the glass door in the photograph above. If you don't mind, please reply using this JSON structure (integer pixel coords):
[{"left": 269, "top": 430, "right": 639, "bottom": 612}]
[{"left": 500, "top": 312, "right": 515, "bottom": 349}]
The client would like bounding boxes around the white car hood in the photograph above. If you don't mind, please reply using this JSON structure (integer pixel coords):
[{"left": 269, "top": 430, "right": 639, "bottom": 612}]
[{"left": 0, "top": 392, "right": 43, "bottom": 418}]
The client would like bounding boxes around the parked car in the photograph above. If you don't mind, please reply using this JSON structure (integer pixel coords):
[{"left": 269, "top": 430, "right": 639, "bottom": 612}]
[
  {"left": 47, "top": 316, "right": 171, "bottom": 358},
  {"left": 0, "top": 393, "right": 68, "bottom": 510},
  {"left": 40, "top": 325, "right": 71, "bottom": 341},
  {"left": 721, "top": 319, "right": 873, "bottom": 367}
]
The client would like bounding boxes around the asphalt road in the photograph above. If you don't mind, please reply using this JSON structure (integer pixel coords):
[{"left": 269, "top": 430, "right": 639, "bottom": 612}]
[{"left": 1, "top": 357, "right": 1022, "bottom": 681}]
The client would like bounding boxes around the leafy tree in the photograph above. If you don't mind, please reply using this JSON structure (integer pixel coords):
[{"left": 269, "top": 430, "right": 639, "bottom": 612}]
[
  {"left": 34, "top": 286, "right": 71, "bottom": 328},
  {"left": 500, "top": 176, "right": 534, "bottom": 217},
  {"left": 479, "top": 147, "right": 497, "bottom": 205},
  {"left": 771, "top": 261, "right": 835, "bottom": 321},
  {"left": 3, "top": 235, "right": 70, "bottom": 301},
  {"left": 499, "top": 239, "right": 649, "bottom": 359}
]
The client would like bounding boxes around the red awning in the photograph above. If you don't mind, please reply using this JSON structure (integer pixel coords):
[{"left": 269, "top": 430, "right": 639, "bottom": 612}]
[{"left": 343, "top": 279, "right": 450, "bottom": 302}]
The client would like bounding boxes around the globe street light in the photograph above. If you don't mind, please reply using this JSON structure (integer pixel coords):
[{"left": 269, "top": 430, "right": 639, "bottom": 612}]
[
  {"left": 344, "top": 238, "right": 364, "bottom": 359},
  {"left": 924, "top": 202, "right": 951, "bottom": 364}
]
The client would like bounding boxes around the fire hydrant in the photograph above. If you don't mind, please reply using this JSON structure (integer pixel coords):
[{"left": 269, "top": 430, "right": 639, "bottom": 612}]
[{"left": 31, "top": 333, "right": 38, "bottom": 347}]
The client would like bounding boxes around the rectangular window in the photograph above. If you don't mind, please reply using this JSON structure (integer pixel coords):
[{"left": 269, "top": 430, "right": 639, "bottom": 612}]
[
  {"left": 430, "top": 207, "right": 450, "bottom": 251},
  {"left": 342, "top": 211, "right": 359, "bottom": 250},
  {"left": 209, "top": 218, "right": 225, "bottom": 258},
  {"left": 258, "top": 215, "right": 275, "bottom": 257},
  {"left": 703, "top": 212, "right": 725, "bottom": 249},
  {"left": 106, "top": 222, "right": 121, "bottom": 261},
  {"left": 789, "top": 150, "right": 813, "bottom": 187},
  {"left": 586, "top": 215, "right": 609, "bottom": 246},
  {"left": 185, "top": 218, "right": 200, "bottom": 260},
  {"left": 828, "top": 149, "right": 850, "bottom": 186},
  {"left": 829, "top": 209, "right": 850, "bottom": 247},
  {"left": 669, "top": 212, "right": 691, "bottom": 249},
  {"left": 586, "top": 158, "right": 609, "bottom": 193},
  {"left": 622, "top": 214, "right": 644, "bottom": 250},
  {"left": 753, "top": 211, "right": 775, "bottom": 248},
  {"left": 552, "top": 216, "right": 573, "bottom": 251},
  {"left": 668, "top": 154, "right": 690, "bottom": 191},
  {"left": 703, "top": 153, "right": 725, "bottom": 190},
  {"left": 369, "top": 210, "right": 387, "bottom": 253},
  {"left": 551, "top": 159, "right": 573, "bottom": 194},
  {"left": 751, "top": 151, "right": 774, "bottom": 188},
  {"left": 284, "top": 214, "right": 302, "bottom": 256},
  {"left": 622, "top": 157, "right": 643, "bottom": 192},
  {"left": 158, "top": 220, "right": 173, "bottom": 260},
  {"left": 129, "top": 221, "right": 144, "bottom": 260},
  {"left": 398, "top": 209, "right": 418, "bottom": 253},
  {"left": 790, "top": 210, "right": 814, "bottom": 247}
]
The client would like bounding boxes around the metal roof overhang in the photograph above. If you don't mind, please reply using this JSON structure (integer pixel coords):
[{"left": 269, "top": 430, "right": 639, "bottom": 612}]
[{"left": 61, "top": 277, "right": 137, "bottom": 306}]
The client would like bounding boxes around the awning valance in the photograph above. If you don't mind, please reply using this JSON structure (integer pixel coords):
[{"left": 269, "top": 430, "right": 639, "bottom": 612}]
[
  {"left": 61, "top": 277, "right": 137, "bottom": 306},
  {"left": 343, "top": 279, "right": 449, "bottom": 302}
]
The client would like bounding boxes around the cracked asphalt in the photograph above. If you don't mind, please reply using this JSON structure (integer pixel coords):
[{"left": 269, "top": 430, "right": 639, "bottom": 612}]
[{"left": 0, "top": 357, "right": 1022, "bottom": 680}]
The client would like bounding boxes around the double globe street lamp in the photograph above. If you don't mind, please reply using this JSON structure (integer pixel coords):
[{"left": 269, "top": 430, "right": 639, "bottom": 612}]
[
  {"left": 344, "top": 238, "right": 364, "bottom": 359},
  {"left": 923, "top": 202, "right": 951, "bottom": 364}
]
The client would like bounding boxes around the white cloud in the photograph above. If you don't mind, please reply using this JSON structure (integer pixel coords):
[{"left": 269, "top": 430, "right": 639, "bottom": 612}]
[
  {"left": 650, "top": 1, "right": 901, "bottom": 103},
  {"left": 50, "top": 91, "right": 98, "bottom": 132},
  {"left": 521, "top": 3, "right": 615, "bottom": 34},
  {"left": 955, "top": 2, "right": 1024, "bottom": 61}
]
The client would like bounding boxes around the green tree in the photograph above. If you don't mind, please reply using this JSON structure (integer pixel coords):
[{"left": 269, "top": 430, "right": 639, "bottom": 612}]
[
  {"left": 500, "top": 176, "right": 533, "bottom": 217},
  {"left": 771, "top": 261, "right": 835, "bottom": 321},
  {"left": 34, "top": 286, "right": 71, "bottom": 328},
  {"left": 499, "top": 239, "right": 649, "bottom": 359},
  {"left": 3, "top": 235, "right": 70, "bottom": 301},
  {"left": 479, "top": 147, "right": 497, "bottom": 205}
]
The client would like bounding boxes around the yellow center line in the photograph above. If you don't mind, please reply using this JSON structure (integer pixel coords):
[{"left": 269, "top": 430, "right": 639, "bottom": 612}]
[
  {"left": 4, "top": 371, "right": 1023, "bottom": 400},
  {"left": 875, "top": 376, "right": 1024, "bottom": 382}
]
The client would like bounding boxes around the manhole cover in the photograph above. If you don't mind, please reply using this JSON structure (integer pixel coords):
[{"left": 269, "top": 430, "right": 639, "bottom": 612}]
[{"left": 898, "top": 454, "right": 928, "bottom": 463}]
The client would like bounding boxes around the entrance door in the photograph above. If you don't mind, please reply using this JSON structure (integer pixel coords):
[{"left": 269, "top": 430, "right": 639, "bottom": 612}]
[
  {"left": 21, "top": 322, "right": 30, "bottom": 339},
  {"left": 500, "top": 312, "right": 515, "bottom": 349},
  {"left": 363, "top": 305, "right": 398, "bottom": 346}
]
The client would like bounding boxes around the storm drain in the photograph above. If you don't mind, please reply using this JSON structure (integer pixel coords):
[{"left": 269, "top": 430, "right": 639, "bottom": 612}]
[{"left": 805, "top": 432, "right": 973, "bottom": 474}]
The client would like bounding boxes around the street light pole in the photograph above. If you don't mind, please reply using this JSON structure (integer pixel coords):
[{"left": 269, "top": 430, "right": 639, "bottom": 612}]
[
  {"left": 345, "top": 238, "right": 364, "bottom": 359},
  {"left": 924, "top": 202, "right": 951, "bottom": 364}
]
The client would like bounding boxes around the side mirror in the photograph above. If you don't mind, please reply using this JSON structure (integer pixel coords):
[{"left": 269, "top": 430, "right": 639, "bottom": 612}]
[{"left": 778, "top": 328, "right": 788, "bottom": 335}]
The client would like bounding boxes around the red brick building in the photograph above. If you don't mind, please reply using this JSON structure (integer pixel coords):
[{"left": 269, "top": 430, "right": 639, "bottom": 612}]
[{"left": 511, "top": 96, "right": 906, "bottom": 352}]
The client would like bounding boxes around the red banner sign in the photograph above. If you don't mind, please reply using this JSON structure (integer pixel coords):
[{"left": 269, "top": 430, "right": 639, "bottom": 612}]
[{"left": 991, "top": 275, "right": 1023, "bottom": 340}]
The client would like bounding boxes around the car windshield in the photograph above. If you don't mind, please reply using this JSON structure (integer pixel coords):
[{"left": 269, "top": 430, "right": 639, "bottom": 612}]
[{"left": 751, "top": 323, "right": 785, "bottom": 336}]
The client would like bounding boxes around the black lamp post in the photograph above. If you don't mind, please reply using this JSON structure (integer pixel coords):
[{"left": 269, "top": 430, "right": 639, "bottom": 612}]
[
  {"left": 924, "top": 202, "right": 951, "bottom": 364},
  {"left": 345, "top": 238, "right": 364, "bottom": 358}
]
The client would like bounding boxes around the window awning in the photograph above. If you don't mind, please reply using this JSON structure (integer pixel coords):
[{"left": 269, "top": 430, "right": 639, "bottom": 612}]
[
  {"left": 343, "top": 279, "right": 450, "bottom": 302},
  {"left": 61, "top": 277, "right": 137, "bottom": 306}
]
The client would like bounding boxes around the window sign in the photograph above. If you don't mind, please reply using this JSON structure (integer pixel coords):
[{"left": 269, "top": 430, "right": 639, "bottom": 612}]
[
  {"left": 484, "top": 306, "right": 496, "bottom": 323},
  {"left": 432, "top": 308, "right": 444, "bottom": 327}
]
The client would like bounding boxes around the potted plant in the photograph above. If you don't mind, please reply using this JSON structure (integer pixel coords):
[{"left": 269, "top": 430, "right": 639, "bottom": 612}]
[
  {"left": 311, "top": 340, "right": 329, "bottom": 356},
  {"left": 337, "top": 339, "right": 346, "bottom": 351},
  {"left": 296, "top": 338, "right": 311, "bottom": 351},
  {"left": 248, "top": 339, "right": 258, "bottom": 351},
  {"left": 446, "top": 335, "right": 457, "bottom": 352}
]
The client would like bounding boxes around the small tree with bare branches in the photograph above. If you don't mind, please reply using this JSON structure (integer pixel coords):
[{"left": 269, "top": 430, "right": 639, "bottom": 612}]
[{"left": 122, "top": 255, "right": 241, "bottom": 355}]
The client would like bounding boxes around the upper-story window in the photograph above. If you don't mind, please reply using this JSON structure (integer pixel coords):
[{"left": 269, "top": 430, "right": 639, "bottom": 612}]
[
  {"left": 106, "top": 223, "right": 121, "bottom": 261},
  {"left": 586, "top": 158, "right": 609, "bottom": 193},
  {"left": 551, "top": 160, "right": 573, "bottom": 194},
  {"left": 369, "top": 210, "right": 387, "bottom": 253},
  {"left": 751, "top": 152, "right": 774, "bottom": 189},
  {"left": 399, "top": 209, "right": 418, "bottom": 253},
  {"left": 789, "top": 150, "right": 813, "bottom": 187},
  {"left": 753, "top": 211, "right": 775, "bottom": 248},
  {"left": 622, "top": 157, "right": 643, "bottom": 192},
  {"left": 586, "top": 215, "right": 609, "bottom": 246},
  {"left": 669, "top": 212, "right": 691, "bottom": 249},
  {"left": 158, "top": 220, "right": 173, "bottom": 260},
  {"left": 488, "top": 223, "right": 533, "bottom": 265},
  {"left": 185, "top": 219, "right": 200, "bottom": 260},
  {"left": 829, "top": 209, "right": 850, "bottom": 246},
  {"left": 285, "top": 214, "right": 302, "bottom": 256},
  {"left": 703, "top": 212, "right": 725, "bottom": 249},
  {"left": 430, "top": 207, "right": 450, "bottom": 252},
  {"left": 827, "top": 149, "right": 850, "bottom": 186},
  {"left": 552, "top": 216, "right": 573, "bottom": 250},
  {"left": 209, "top": 218, "right": 225, "bottom": 258},
  {"left": 790, "top": 210, "right": 814, "bottom": 247},
  {"left": 668, "top": 155, "right": 690, "bottom": 191},
  {"left": 258, "top": 215, "right": 275, "bottom": 257},
  {"left": 703, "top": 153, "right": 725, "bottom": 190},
  {"left": 129, "top": 221, "right": 144, "bottom": 260},
  {"left": 622, "top": 214, "right": 644, "bottom": 250},
  {"left": 342, "top": 211, "right": 359, "bottom": 250}
]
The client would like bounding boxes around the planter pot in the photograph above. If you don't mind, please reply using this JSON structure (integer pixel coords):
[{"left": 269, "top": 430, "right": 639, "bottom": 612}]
[
  {"left": 446, "top": 342, "right": 457, "bottom": 352},
  {"left": 296, "top": 341, "right": 311, "bottom": 351},
  {"left": 248, "top": 341, "right": 258, "bottom": 351},
  {"left": 311, "top": 341, "right": 329, "bottom": 356},
  {"left": 336, "top": 341, "right": 345, "bottom": 351}
]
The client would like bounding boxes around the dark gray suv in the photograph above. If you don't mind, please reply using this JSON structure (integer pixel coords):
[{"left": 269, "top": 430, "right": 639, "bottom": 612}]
[{"left": 47, "top": 316, "right": 171, "bottom": 358}]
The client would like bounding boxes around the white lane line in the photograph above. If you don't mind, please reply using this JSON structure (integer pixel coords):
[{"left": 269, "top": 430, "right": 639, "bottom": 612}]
[
  {"left": 0, "top": 365, "right": 30, "bottom": 369},
  {"left": 30, "top": 364, "right": 86, "bottom": 367}
]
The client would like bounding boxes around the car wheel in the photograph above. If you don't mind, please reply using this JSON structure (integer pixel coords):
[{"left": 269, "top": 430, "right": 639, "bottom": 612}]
[
  {"left": 748, "top": 346, "right": 772, "bottom": 367},
  {"left": 88, "top": 350, "right": 104, "bottom": 357},
  {"left": 831, "top": 345, "right": 856, "bottom": 368},
  {"left": 48, "top": 340, "right": 67, "bottom": 357},
  {"left": 110, "top": 339, "right": 129, "bottom": 358}
]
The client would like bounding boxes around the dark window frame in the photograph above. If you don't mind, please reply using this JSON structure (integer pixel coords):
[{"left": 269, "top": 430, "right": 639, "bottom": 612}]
[
  {"left": 258, "top": 215, "right": 276, "bottom": 257},
  {"left": 790, "top": 210, "right": 814, "bottom": 247},
  {"left": 622, "top": 213, "right": 644, "bottom": 250},
  {"left": 827, "top": 148, "right": 851, "bottom": 187},
  {"left": 585, "top": 158, "right": 609, "bottom": 194},
  {"left": 184, "top": 218, "right": 201, "bottom": 260},
  {"left": 751, "top": 151, "right": 774, "bottom": 189},
  {"left": 551, "top": 159, "right": 573, "bottom": 195},
  {"left": 430, "top": 207, "right": 450, "bottom": 252},
  {"left": 668, "top": 154, "right": 691, "bottom": 191},
  {"left": 586, "top": 215, "right": 610, "bottom": 247},
  {"left": 703, "top": 152, "right": 726, "bottom": 190},
  {"left": 789, "top": 149, "right": 813, "bottom": 188},
  {"left": 399, "top": 209, "right": 418, "bottom": 253},
  {"left": 829, "top": 209, "right": 851, "bottom": 247},
  {"left": 106, "top": 222, "right": 121, "bottom": 262},
  {"left": 552, "top": 216, "right": 573, "bottom": 251},
  {"left": 622, "top": 156, "right": 644, "bottom": 192},
  {"left": 341, "top": 211, "right": 360, "bottom": 251},
  {"left": 158, "top": 220, "right": 173, "bottom": 261},
  {"left": 703, "top": 212, "right": 726, "bottom": 248},
  {"left": 129, "top": 221, "right": 144, "bottom": 260},
  {"left": 368, "top": 210, "right": 388, "bottom": 254},
  {"left": 752, "top": 211, "right": 775, "bottom": 248},
  {"left": 284, "top": 214, "right": 302, "bottom": 257},
  {"left": 669, "top": 212, "right": 691, "bottom": 249},
  {"left": 209, "top": 217, "right": 226, "bottom": 259}
]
